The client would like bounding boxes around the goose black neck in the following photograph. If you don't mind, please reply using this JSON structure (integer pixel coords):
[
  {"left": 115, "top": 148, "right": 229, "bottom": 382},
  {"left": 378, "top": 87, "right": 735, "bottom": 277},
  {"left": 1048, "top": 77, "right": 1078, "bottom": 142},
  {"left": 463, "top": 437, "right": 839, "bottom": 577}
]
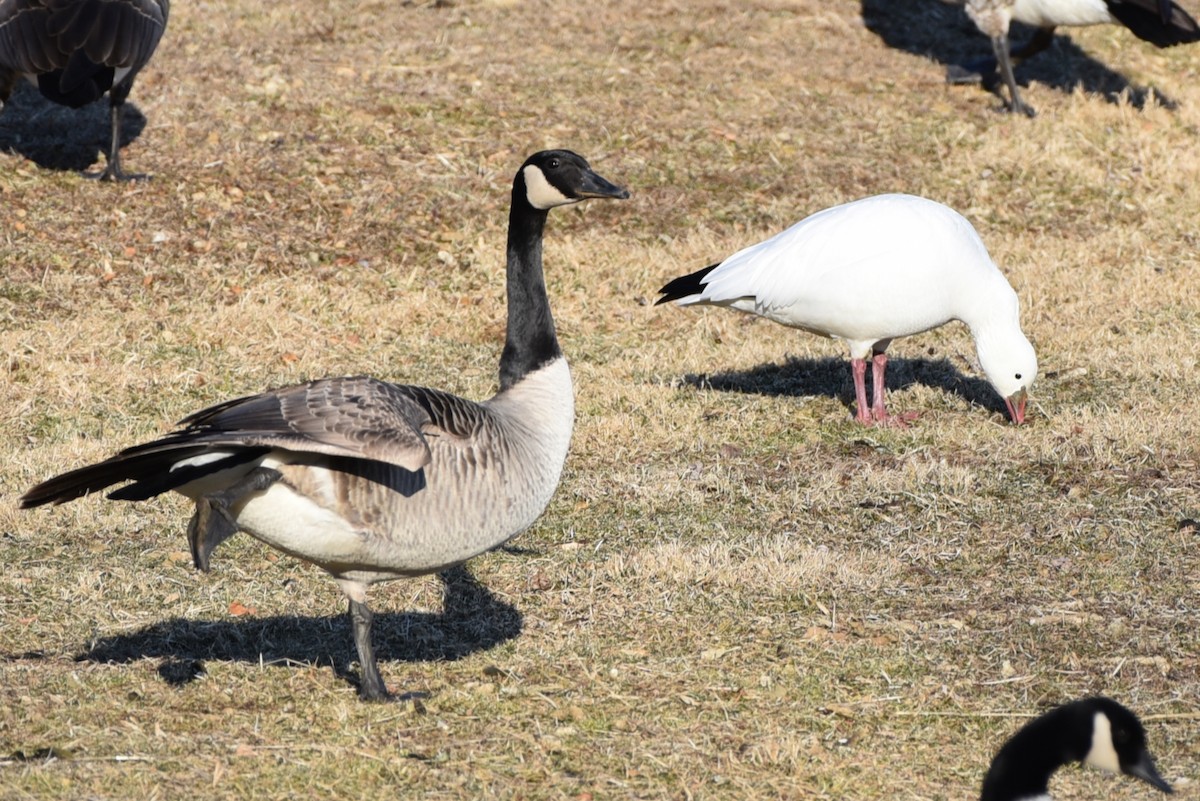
[
  {"left": 980, "top": 708, "right": 1089, "bottom": 801},
  {"left": 498, "top": 189, "right": 560, "bottom": 391}
]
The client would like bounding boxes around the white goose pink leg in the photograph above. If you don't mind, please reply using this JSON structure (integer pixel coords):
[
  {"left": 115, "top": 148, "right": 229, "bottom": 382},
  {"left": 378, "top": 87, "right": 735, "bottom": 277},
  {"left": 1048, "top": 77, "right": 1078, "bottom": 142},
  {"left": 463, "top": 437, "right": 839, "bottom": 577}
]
[
  {"left": 851, "top": 353, "right": 918, "bottom": 427},
  {"left": 869, "top": 352, "right": 918, "bottom": 427},
  {"left": 851, "top": 357, "right": 873, "bottom": 424}
]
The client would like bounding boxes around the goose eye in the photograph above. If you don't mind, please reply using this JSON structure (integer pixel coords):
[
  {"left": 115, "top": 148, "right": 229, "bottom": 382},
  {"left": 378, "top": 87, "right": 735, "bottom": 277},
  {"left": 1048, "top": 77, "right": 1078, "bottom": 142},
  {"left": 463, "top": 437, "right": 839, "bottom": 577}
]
[
  {"left": 547, "top": 158, "right": 560, "bottom": 169},
  {"left": 1014, "top": 373, "right": 1022, "bottom": 380}
]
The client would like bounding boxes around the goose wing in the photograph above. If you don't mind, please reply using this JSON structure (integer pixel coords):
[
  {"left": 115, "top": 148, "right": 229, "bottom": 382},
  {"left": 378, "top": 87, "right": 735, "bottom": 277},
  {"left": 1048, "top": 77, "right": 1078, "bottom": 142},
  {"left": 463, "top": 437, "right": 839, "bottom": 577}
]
[
  {"left": 178, "top": 375, "right": 436, "bottom": 471},
  {"left": 0, "top": 0, "right": 167, "bottom": 74},
  {"left": 21, "top": 375, "right": 440, "bottom": 507},
  {"left": 696, "top": 201, "right": 894, "bottom": 311}
]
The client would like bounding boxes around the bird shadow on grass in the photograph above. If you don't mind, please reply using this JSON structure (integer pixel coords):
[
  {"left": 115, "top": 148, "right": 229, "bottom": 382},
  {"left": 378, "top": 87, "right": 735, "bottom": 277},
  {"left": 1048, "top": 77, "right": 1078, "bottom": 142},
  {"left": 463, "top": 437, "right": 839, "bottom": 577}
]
[
  {"left": 860, "top": 0, "right": 1178, "bottom": 110},
  {"left": 72, "top": 565, "right": 521, "bottom": 695},
  {"left": 0, "top": 82, "right": 147, "bottom": 173},
  {"left": 681, "top": 354, "right": 1007, "bottom": 419}
]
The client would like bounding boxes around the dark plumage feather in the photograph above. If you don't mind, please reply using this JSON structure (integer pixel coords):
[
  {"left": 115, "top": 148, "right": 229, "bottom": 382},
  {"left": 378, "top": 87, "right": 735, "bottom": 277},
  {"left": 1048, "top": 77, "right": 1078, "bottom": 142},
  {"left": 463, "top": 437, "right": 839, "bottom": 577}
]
[
  {"left": 21, "top": 376, "right": 442, "bottom": 509},
  {"left": 656, "top": 263, "right": 720, "bottom": 305},
  {"left": 0, "top": 0, "right": 168, "bottom": 85},
  {"left": 1106, "top": 0, "right": 1200, "bottom": 46}
]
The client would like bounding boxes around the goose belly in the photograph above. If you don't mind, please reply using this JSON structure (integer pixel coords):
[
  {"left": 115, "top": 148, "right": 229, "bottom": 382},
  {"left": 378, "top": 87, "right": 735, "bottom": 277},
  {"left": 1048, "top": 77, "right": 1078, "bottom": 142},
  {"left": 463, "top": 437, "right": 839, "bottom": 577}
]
[
  {"left": 751, "top": 293, "right": 955, "bottom": 349},
  {"left": 1011, "top": 0, "right": 1114, "bottom": 27},
  {"left": 231, "top": 445, "right": 567, "bottom": 579}
]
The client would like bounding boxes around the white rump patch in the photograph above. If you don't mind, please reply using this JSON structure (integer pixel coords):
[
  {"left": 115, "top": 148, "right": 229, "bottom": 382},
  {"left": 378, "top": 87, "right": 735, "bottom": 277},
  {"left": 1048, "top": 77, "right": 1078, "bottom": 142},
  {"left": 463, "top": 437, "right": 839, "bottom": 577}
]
[
  {"left": 523, "top": 165, "right": 573, "bottom": 210},
  {"left": 1085, "top": 712, "right": 1121, "bottom": 774},
  {"left": 170, "top": 451, "right": 237, "bottom": 471}
]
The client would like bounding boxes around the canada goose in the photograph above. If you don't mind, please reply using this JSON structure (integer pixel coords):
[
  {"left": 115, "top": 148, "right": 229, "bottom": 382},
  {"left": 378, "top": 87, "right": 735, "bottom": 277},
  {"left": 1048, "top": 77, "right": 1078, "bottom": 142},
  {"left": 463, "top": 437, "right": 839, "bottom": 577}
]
[
  {"left": 0, "top": 0, "right": 170, "bottom": 180},
  {"left": 20, "top": 149, "right": 630, "bottom": 700},
  {"left": 956, "top": 0, "right": 1200, "bottom": 116},
  {"left": 981, "top": 696, "right": 1173, "bottom": 801},
  {"left": 656, "top": 194, "right": 1037, "bottom": 426}
]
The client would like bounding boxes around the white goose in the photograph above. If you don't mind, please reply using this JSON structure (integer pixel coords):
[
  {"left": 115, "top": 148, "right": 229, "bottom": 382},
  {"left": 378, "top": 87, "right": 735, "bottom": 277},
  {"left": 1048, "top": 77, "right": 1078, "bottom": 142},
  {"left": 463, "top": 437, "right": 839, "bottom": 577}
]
[
  {"left": 0, "top": 0, "right": 171, "bottom": 180},
  {"left": 657, "top": 194, "right": 1037, "bottom": 426},
  {"left": 958, "top": 0, "right": 1200, "bottom": 116},
  {"left": 981, "top": 696, "right": 1173, "bottom": 800},
  {"left": 21, "top": 150, "right": 630, "bottom": 700}
]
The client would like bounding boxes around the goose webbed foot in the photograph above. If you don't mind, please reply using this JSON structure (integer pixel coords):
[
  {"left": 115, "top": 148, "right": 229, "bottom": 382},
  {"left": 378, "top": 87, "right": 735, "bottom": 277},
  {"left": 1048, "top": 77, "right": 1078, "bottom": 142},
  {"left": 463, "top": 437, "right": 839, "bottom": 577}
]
[
  {"left": 85, "top": 100, "right": 149, "bottom": 182},
  {"left": 187, "top": 466, "right": 282, "bottom": 572},
  {"left": 87, "top": 163, "right": 148, "bottom": 182},
  {"left": 349, "top": 598, "right": 390, "bottom": 701}
]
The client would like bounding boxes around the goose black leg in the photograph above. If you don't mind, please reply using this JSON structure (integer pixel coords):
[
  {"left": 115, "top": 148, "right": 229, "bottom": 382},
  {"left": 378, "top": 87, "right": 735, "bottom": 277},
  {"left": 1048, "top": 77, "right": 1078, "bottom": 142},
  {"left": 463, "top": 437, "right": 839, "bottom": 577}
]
[
  {"left": 0, "top": 68, "right": 15, "bottom": 112},
  {"left": 187, "top": 467, "right": 282, "bottom": 571},
  {"left": 947, "top": 27, "right": 1054, "bottom": 107},
  {"left": 993, "top": 32, "right": 1036, "bottom": 117},
  {"left": 349, "top": 598, "right": 389, "bottom": 701},
  {"left": 90, "top": 81, "right": 146, "bottom": 182},
  {"left": 1012, "top": 27, "right": 1056, "bottom": 62}
]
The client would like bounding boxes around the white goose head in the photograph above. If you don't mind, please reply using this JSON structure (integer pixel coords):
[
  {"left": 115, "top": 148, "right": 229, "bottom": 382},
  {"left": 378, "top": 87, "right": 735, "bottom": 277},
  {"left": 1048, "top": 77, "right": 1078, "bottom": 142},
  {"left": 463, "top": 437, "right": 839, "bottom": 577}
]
[{"left": 976, "top": 328, "right": 1038, "bottom": 424}]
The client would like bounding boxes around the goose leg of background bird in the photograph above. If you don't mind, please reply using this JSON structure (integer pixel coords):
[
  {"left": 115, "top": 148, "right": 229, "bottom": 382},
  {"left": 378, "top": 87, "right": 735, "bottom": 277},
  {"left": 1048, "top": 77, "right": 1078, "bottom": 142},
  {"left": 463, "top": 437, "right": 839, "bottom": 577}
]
[
  {"left": 0, "top": 68, "right": 14, "bottom": 112},
  {"left": 993, "top": 33, "right": 1036, "bottom": 117},
  {"left": 869, "top": 352, "right": 917, "bottom": 427},
  {"left": 93, "top": 82, "right": 143, "bottom": 182},
  {"left": 1012, "top": 27, "right": 1055, "bottom": 63},
  {"left": 948, "top": 28, "right": 1054, "bottom": 85},
  {"left": 348, "top": 598, "right": 389, "bottom": 701},
  {"left": 851, "top": 358, "right": 873, "bottom": 424},
  {"left": 187, "top": 466, "right": 282, "bottom": 572}
]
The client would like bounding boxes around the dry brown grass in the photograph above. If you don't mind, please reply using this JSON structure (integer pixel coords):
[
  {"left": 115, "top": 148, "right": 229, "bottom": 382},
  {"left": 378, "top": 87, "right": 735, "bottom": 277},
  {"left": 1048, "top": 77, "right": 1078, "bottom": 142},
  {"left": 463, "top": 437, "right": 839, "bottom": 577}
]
[{"left": 3, "top": 0, "right": 1200, "bottom": 798}]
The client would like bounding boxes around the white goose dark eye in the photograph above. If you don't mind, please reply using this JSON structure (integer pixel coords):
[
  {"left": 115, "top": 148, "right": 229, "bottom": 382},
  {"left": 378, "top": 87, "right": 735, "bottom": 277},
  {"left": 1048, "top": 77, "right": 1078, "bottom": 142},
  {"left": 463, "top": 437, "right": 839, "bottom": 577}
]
[{"left": 1014, "top": 373, "right": 1022, "bottom": 380}]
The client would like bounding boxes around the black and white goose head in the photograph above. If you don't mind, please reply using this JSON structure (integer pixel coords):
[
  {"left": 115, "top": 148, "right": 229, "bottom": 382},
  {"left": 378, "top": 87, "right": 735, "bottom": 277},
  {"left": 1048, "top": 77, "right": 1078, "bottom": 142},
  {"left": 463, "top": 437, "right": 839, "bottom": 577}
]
[
  {"left": 981, "top": 697, "right": 1173, "bottom": 801},
  {"left": 515, "top": 150, "right": 630, "bottom": 211}
]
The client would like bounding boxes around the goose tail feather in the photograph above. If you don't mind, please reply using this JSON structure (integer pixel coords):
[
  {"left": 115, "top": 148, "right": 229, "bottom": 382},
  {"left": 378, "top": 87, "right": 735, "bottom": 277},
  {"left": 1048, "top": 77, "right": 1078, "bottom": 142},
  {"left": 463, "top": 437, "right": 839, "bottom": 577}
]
[
  {"left": 656, "top": 263, "right": 721, "bottom": 305},
  {"left": 1108, "top": 0, "right": 1200, "bottom": 46}
]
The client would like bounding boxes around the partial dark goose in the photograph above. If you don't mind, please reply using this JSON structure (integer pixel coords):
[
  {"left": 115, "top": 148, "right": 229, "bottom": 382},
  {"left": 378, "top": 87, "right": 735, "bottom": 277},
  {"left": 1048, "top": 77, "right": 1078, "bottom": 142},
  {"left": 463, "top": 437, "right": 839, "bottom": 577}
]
[
  {"left": 0, "top": 0, "right": 170, "bottom": 180},
  {"left": 657, "top": 194, "right": 1037, "bottom": 426},
  {"left": 956, "top": 0, "right": 1200, "bottom": 116},
  {"left": 21, "top": 150, "right": 629, "bottom": 700},
  {"left": 981, "top": 696, "right": 1173, "bottom": 800}
]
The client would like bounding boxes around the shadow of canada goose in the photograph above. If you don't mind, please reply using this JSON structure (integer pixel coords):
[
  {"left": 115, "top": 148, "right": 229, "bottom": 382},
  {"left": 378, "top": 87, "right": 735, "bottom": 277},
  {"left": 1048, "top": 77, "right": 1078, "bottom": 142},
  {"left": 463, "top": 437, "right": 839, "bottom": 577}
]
[
  {"left": 0, "top": 81, "right": 148, "bottom": 173},
  {"left": 681, "top": 354, "right": 1008, "bottom": 418},
  {"left": 860, "top": 0, "right": 1177, "bottom": 110},
  {"left": 72, "top": 565, "right": 522, "bottom": 693}
]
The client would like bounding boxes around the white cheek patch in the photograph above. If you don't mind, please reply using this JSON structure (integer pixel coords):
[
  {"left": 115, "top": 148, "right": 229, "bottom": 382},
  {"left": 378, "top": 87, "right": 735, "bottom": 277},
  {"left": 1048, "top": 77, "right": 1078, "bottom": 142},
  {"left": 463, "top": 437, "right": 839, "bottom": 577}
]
[
  {"left": 1085, "top": 712, "right": 1121, "bottom": 774},
  {"left": 523, "top": 165, "right": 574, "bottom": 210}
]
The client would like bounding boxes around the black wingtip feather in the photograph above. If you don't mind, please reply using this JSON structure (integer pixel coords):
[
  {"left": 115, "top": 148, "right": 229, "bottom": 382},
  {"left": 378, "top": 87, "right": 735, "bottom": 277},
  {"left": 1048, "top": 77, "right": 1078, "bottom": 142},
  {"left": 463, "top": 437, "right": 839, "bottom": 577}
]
[
  {"left": 655, "top": 262, "right": 720, "bottom": 305},
  {"left": 19, "top": 441, "right": 214, "bottom": 509},
  {"left": 1108, "top": 0, "right": 1200, "bottom": 46}
]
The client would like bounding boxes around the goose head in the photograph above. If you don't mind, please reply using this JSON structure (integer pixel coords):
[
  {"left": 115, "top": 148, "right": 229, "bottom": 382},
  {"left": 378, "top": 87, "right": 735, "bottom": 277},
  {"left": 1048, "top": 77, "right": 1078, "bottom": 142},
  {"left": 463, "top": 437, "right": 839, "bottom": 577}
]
[
  {"left": 1084, "top": 698, "right": 1173, "bottom": 793},
  {"left": 517, "top": 150, "right": 630, "bottom": 211},
  {"left": 981, "top": 697, "right": 1172, "bottom": 801},
  {"left": 975, "top": 329, "right": 1037, "bottom": 425}
]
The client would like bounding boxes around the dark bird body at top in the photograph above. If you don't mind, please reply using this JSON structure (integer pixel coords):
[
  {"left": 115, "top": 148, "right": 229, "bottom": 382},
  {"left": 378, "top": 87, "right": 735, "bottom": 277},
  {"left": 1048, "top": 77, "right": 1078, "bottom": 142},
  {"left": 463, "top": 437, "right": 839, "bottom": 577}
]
[
  {"left": 0, "top": 0, "right": 169, "bottom": 180},
  {"left": 955, "top": 0, "right": 1200, "bottom": 116}
]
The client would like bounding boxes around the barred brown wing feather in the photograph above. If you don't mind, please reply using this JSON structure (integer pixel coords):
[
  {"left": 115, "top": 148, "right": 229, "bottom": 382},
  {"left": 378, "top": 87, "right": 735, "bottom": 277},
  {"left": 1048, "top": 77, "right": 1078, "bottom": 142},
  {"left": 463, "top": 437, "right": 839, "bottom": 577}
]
[{"left": 179, "top": 376, "right": 435, "bottom": 472}]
